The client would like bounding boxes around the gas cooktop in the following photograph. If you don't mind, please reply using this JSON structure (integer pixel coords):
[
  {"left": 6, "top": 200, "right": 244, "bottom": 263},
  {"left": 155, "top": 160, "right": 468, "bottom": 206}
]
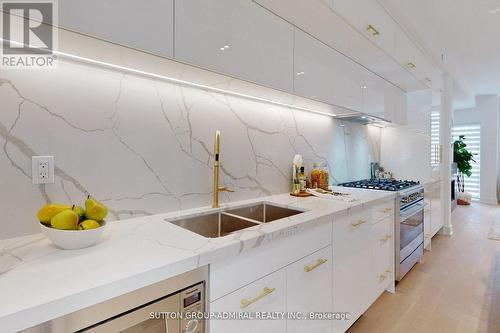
[{"left": 340, "top": 179, "right": 420, "bottom": 192}]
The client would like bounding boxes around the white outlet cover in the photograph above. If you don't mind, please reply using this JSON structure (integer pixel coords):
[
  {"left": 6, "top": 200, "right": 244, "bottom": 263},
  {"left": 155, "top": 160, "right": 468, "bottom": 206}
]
[{"left": 32, "top": 156, "right": 55, "bottom": 184}]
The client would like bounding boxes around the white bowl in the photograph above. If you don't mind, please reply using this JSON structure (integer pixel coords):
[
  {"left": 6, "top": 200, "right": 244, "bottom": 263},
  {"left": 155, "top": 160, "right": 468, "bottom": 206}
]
[{"left": 39, "top": 221, "right": 107, "bottom": 250}]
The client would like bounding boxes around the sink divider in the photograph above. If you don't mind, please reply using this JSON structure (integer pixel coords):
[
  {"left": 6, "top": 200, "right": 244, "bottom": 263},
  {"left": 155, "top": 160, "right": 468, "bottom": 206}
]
[{"left": 220, "top": 211, "right": 264, "bottom": 225}]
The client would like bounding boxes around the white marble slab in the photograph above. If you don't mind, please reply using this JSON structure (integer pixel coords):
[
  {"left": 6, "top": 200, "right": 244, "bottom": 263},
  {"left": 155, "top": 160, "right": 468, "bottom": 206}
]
[
  {"left": 0, "top": 190, "right": 394, "bottom": 332},
  {"left": 0, "top": 29, "right": 380, "bottom": 240}
]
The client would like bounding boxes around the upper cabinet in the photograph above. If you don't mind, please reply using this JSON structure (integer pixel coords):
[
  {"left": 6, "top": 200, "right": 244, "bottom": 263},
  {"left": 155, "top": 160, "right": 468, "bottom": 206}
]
[
  {"left": 294, "top": 29, "right": 363, "bottom": 112},
  {"left": 362, "top": 68, "right": 407, "bottom": 124},
  {"left": 333, "top": 0, "right": 441, "bottom": 91},
  {"left": 334, "top": 0, "right": 397, "bottom": 56},
  {"left": 59, "top": 0, "right": 174, "bottom": 58},
  {"left": 175, "top": 0, "right": 294, "bottom": 92}
]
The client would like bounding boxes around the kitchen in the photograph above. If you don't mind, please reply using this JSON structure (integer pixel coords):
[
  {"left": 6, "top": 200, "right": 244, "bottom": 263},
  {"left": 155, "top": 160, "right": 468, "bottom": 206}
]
[{"left": 1, "top": 0, "right": 499, "bottom": 332}]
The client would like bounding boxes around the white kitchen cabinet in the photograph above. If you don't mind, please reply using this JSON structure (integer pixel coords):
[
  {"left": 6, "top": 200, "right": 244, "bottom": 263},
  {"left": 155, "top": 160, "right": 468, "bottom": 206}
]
[
  {"left": 332, "top": 211, "right": 373, "bottom": 333},
  {"left": 429, "top": 181, "right": 443, "bottom": 237},
  {"left": 210, "top": 219, "right": 332, "bottom": 301},
  {"left": 59, "top": 0, "right": 174, "bottom": 57},
  {"left": 395, "top": 29, "right": 435, "bottom": 88},
  {"left": 333, "top": 209, "right": 395, "bottom": 333},
  {"left": 333, "top": 0, "right": 397, "bottom": 55},
  {"left": 210, "top": 269, "right": 287, "bottom": 333},
  {"left": 286, "top": 246, "right": 333, "bottom": 333},
  {"left": 424, "top": 196, "right": 432, "bottom": 250},
  {"left": 371, "top": 216, "right": 394, "bottom": 298},
  {"left": 362, "top": 69, "right": 407, "bottom": 124},
  {"left": 294, "top": 28, "right": 363, "bottom": 112},
  {"left": 175, "top": 0, "right": 294, "bottom": 92}
]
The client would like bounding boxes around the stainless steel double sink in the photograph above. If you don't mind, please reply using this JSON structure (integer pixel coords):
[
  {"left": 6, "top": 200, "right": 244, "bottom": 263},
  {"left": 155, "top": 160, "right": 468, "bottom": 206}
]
[{"left": 167, "top": 203, "right": 305, "bottom": 238}]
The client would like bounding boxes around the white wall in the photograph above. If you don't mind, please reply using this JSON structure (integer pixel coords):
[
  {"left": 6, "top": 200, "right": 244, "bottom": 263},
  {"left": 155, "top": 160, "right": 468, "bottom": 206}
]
[
  {"left": 380, "top": 90, "right": 432, "bottom": 182},
  {"left": 454, "top": 95, "right": 499, "bottom": 204}
]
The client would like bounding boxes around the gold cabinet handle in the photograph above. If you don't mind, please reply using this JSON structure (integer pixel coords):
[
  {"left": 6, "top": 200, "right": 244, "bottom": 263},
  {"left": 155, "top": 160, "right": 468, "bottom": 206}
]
[
  {"left": 380, "top": 234, "right": 392, "bottom": 243},
  {"left": 380, "top": 207, "right": 392, "bottom": 213},
  {"left": 379, "top": 269, "right": 392, "bottom": 281},
  {"left": 351, "top": 219, "right": 367, "bottom": 228},
  {"left": 240, "top": 287, "right": 276, "bottom": 309},
  {"left": 407, "top": 62, "right": 416, "bottom": 69},
  {"left": 304, "top": 258, "right": 328, "bottom": 272},
  {"left": 366, "top": 24, "right": 380, "bottom": 36}
]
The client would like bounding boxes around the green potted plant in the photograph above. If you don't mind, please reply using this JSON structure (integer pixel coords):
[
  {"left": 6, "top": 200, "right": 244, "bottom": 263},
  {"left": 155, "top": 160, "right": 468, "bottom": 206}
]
[{"left": 453, "top": 135, "right": 476, "bottom": 205}]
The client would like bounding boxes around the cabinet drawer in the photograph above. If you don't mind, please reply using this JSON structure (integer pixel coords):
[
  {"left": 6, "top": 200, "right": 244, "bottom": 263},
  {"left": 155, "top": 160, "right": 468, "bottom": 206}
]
[
  {"left": 210, "top": 217, "right": 333, "bottom": 301},
  {"left": 372, "top": 217, "right": 393, "bottom": 295},
  {"left": 371, "top": 200, "right": 395, "bottom": 223},
  {"left": 287, "top": 246, "right": 333, "bottom": 333},
  {"left": 334, "top": 211, "right": 371, "bottom": 259},
  {"left": 210, "top": 269, "right": 286, "bottom": 333}
]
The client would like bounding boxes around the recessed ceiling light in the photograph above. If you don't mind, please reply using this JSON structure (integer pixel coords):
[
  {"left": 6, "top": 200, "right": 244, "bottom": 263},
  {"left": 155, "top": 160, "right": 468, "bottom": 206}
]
[
  {"left": 296, "top": 71, "right": 305, "bottom": 76},
  {"left": 361, "top": 85, "right": 367, "bottom": 89},
  {"left": 219, "top": 47, "right": 225, "bottom": 51}
]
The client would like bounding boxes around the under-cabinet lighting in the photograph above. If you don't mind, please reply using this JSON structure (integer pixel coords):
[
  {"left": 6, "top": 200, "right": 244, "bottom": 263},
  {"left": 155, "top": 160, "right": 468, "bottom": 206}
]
[
  {"left": 2, "top": 39, "right": 337, "bottom": 118},
  {"left": 368, "top": 123, "right": 385, "bottom": 128}
]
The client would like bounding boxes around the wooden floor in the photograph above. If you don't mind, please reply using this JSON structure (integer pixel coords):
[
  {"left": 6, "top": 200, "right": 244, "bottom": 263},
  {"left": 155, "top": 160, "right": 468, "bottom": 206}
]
[{"left": 348, "top": 203, "right": 500, "bottom": 333}]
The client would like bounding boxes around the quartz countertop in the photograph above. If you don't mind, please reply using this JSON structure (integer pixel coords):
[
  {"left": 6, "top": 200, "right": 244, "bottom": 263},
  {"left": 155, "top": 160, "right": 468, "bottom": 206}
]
[{"left": 0, "top": 188, "right": 395, "bottom": 332}]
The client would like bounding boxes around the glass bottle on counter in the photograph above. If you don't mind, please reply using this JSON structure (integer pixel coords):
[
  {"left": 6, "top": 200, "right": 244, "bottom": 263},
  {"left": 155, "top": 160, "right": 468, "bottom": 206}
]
[
  {"left": 298, "top": 166, "right": 306, "bottom": 192},
  {"left": 311, "top": 162, "right": 329, "bottom": 190}
]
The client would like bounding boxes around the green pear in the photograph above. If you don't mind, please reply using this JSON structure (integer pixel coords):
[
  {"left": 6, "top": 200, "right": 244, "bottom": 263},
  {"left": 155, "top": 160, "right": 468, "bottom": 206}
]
[
  {"left": 85, "top": 196, "right": 108, "bottom": 222},
  {"left": 72, "top": 205, "right": 85, "bottom": 221},
  {"left": 78, "top": 220, "right": 100, "bottom": 230},
  {"left": 50, "top": 210, "right": 79, "bottom": 230}
]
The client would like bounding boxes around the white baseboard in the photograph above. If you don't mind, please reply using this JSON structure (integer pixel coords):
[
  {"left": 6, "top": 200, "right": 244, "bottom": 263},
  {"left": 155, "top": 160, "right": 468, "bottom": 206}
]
[{"left": 479, "top": 198, "right": 499, "bottom": 205}]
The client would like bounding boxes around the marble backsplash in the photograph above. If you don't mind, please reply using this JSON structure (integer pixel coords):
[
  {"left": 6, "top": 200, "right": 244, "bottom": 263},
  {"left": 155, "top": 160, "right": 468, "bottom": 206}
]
[{"left": 0, "top": 57, "right": 380, "bottom": 239}]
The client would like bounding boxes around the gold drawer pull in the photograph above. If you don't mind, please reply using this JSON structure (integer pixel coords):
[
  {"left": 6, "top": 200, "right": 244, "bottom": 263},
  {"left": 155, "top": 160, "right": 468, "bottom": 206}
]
[
  {"left": 351, "top": 219, "right": 367, "bottom": 228},
  {"left": 380, "top": 234, "right": 392, "bottom": 243},
  {"left": 379, "top": 269, "right": 392, "bottom": 281},
  {"left": 380, "top": 207, "right": 392, "bottom": 213},
  {"left": 366, "top": 24, "right": 380, "bottom": 36},
  {"left": 304, "top": 258, "right": 328, "bottom": 272},
  {"left": 240, "top": 287, "right": 276, "bottom": 309}
]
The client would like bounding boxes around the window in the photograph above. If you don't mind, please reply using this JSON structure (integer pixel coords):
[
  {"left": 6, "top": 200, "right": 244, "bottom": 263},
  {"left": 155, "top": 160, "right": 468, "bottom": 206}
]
[
  {"left": 430, "top": 110, "right": 440, "bottom": 165},
  {"left": 452, "top": 124, "right": 481, "bottom": 201}
]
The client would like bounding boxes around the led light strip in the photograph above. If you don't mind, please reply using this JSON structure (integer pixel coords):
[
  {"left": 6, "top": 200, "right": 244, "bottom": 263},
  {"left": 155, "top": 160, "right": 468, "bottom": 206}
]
[{"left": 2, "top": 39, "right": 337, "bottom": 118}]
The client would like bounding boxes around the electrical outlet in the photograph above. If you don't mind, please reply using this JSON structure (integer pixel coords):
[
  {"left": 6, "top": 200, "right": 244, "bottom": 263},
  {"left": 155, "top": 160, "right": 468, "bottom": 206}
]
[{"left": 32, "top": 156, "right": 54, "bottom": 184}]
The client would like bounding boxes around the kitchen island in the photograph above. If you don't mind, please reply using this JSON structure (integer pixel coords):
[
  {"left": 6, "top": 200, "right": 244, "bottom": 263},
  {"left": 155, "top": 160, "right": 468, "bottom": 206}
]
[{"left": 0, "top": 187, "right": 395, "bottom": 333}]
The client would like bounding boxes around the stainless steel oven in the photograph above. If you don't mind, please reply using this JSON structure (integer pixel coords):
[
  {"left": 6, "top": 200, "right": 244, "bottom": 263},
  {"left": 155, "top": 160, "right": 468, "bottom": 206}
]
[{"left": 396, "top": 187, "right": 424, "bottom": 281}]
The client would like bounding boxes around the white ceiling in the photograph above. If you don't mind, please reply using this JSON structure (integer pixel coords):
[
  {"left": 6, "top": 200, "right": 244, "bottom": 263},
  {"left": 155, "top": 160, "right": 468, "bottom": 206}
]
[{"left": 380, "top": 0, "right": 500, "bottom": 109}]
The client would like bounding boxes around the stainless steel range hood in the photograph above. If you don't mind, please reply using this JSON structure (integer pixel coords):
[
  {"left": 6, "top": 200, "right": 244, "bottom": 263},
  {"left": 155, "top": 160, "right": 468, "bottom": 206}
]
[{"left": 336, "top": 112, "right": 391, "bottom": 127}]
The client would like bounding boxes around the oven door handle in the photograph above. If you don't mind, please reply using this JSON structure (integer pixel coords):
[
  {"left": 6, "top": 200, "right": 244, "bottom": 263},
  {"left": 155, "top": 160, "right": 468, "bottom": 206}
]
[{"left": 400, "top": 202, "right": 424, "bottom": 221}]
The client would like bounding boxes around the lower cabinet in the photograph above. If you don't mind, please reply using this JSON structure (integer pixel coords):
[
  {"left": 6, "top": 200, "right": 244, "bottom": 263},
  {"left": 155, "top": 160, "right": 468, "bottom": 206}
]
[
  {"left": 209, "top": 246, "right": 333, "bottom": 333},
  {"left": 287, "top": 246, "right": 333, "bottom": 333},
  {"left": 332, "top": 212, "right": 394, "bottom": 333},
  {"left": 209, "top": 203, "right": 395, "bottom": 333},
  {"left": 210, "top": 269, "right": 287, "bottom": 333},
  {"left": 424, "top": 180, "right": 443, "bottom": 240}
]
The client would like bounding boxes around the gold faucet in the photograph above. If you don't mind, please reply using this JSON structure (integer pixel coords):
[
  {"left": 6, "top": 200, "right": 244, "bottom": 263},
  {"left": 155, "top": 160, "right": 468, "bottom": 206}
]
[{"left": 213, "top": 130, "right": 234, "bottom": 208}]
